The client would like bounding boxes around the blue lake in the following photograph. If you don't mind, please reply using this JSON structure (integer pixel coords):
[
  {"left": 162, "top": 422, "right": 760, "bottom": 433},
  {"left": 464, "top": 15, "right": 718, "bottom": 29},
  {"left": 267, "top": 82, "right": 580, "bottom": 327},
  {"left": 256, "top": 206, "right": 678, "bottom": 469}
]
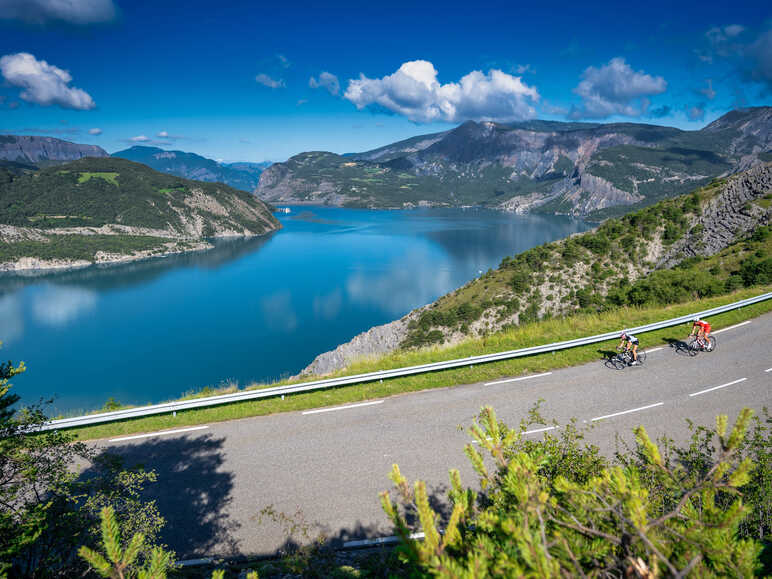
[{"left": 0, "top": 207, "right": 591, "bottom": 414}]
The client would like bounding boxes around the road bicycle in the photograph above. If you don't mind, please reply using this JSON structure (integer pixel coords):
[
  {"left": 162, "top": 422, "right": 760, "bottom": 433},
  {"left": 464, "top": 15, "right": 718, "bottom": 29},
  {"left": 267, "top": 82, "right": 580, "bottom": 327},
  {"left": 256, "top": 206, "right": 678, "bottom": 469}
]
[
  {"left": 605, "top": 347, "right": 647, "bottom": 370},
  {"left": 686, "top": 334, "right": 716, "bottom": 356}
]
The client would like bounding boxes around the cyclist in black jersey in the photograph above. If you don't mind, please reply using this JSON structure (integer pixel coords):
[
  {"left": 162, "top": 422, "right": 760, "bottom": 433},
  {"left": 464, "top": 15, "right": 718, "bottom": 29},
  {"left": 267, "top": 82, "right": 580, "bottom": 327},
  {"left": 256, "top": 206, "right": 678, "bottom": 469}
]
[{"left": 618, "top": 332, "right": 640, "bottom": 365}]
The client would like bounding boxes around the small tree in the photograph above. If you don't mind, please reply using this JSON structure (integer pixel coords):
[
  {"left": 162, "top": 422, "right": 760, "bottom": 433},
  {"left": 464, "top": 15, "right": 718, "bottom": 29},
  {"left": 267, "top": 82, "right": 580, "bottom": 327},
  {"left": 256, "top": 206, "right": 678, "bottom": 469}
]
[
  {"left": 79, "top": 506, "right": 173, "bottom": 579},
  {"left": 381, "top": 406, "right": 763, "bottom": 577}
]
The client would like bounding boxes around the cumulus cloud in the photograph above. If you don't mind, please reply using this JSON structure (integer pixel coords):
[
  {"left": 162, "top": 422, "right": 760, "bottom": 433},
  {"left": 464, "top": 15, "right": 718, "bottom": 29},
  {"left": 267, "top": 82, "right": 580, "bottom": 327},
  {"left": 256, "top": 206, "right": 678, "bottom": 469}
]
[
  {"left": 569, "top": 57, "right": 666, "bottom": 119},
  {"left": 88, "top": 127, "right": 102, "bottom": 135},
  {"left": 344, "top": 60, "right": 539, "bottom": 123},
  {"left": 255, "top": 73, "right": 284, "bottom": 88},
  {"left": 0, "top": 0, "right": 116, "bottom": 24},
  {"left": 129, "top": 135, "right": 149, "bottom": 142},
  {"left": 309, "top": 71, "right": 340, "bottom": 95},
  {"left": 0, "top": 52, "right": 95, "bottom": 110}
]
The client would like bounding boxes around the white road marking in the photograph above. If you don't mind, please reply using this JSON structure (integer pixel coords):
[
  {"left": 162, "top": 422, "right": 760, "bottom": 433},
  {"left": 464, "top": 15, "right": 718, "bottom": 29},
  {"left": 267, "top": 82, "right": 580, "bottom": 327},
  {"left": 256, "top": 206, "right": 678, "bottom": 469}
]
[
  {"left": 109, "top": 425, "right": 209, "bottom": 442},
  {"left": 302, "top": 400, "right": 383, "bottom": 415},
  {"left": 344, "top": 532, "right": 425, "bottom": 548},
  {"left": 523, "top": 426, "right": 557, "bottom": 435},
  {"left": 712, "top": 320, "right": 751, "bottom": 335},
  {"left": 591, "top": 402, "right": 664, "bottom": 422},
  {"left": 765, "top": 368, "right": 772, "bottom": 373},
  {"left": 484, "top": 371, "right": 552, "bottom": 386},
  {"left": 645, "top": 347, "right": 663, "bottom": 353},
  {"left": 689, "top": 378, "right": 747, "bottom": 397}
]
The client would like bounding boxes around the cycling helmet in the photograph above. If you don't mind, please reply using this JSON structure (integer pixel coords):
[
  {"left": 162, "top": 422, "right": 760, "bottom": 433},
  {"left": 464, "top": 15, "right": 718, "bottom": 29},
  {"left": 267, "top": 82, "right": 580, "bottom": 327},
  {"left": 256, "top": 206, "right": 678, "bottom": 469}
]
[
  {"left": 620, "top": 332, "right": 628, "bottom": 339},
  {"left": 692, "top": 317, "right": 701, "bottom": 323}
]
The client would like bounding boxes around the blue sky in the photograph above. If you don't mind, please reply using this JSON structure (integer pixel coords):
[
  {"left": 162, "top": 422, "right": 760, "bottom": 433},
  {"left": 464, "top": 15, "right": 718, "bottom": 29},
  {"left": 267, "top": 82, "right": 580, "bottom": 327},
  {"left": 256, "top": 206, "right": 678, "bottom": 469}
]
[{"left": 0, "top": 0, "right": 769, "bottom": 162}]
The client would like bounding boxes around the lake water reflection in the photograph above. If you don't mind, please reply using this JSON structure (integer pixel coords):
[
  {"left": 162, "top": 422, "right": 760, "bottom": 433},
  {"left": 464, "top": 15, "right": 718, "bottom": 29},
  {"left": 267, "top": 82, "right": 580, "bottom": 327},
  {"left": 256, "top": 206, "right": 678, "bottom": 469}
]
[{"left": 0, "top": 207, "right": 591, "bottom": 413}]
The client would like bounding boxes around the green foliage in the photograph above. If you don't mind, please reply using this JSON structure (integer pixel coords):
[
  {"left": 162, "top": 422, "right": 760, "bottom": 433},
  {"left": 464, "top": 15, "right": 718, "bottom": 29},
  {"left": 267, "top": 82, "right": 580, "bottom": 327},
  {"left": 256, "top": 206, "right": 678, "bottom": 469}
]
[
  {"left": 383, "top": 407, "right": 767, "bottom": 577},
  {"left": 78, "top": 506, "right": 174, "bottom": 579},
  {"left": 0, "top": 234, "right": 169, "bottom": 263}
]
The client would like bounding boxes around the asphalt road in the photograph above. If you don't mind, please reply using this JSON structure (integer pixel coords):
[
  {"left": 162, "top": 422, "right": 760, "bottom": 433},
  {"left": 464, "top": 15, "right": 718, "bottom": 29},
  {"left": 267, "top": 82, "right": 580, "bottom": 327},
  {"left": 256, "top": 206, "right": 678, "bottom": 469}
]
[{"left": 90, "top": 313, "right": 772, "bottom": 559}]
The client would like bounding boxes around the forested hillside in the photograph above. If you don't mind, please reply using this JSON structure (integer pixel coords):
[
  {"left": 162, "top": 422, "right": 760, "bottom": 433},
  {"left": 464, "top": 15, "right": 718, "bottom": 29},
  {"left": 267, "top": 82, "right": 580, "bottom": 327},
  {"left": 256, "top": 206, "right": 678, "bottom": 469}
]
[{"left": 0, "top": 157, "right": 280, "bottom": 270}]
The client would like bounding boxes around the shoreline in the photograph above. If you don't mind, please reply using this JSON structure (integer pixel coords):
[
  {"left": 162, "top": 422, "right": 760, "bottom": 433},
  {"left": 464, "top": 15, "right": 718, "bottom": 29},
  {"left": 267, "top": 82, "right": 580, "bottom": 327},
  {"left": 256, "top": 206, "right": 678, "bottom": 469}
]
[{"left": 0, "top": 232, "right": 276, "bottom": 274}]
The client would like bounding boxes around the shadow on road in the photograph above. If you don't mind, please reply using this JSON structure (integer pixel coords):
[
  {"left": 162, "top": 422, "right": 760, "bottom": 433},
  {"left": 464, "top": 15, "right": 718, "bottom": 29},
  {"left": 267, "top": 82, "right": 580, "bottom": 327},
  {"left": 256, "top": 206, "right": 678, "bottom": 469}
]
[
  {"left": 663, "top": 337, "right": 691, "bottom": 356},
  {"left": 254, "top": 481, "right": 453, "bottom": 555},
  {"left": 85, "top": 433, "right": 238, "bottom": 558}
]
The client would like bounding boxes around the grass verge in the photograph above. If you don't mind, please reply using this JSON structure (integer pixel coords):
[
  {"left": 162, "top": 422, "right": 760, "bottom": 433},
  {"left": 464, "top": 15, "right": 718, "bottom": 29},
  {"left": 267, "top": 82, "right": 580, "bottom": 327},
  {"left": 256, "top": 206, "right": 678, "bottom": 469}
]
[{"left": 66, "top": 286, "right": 772, "bottom": 441}]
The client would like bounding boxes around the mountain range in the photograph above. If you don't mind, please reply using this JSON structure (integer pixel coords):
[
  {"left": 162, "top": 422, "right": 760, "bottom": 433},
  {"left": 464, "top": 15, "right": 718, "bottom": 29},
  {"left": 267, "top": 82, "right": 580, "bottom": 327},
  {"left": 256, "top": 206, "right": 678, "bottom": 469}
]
[
  {"left": 112, "top": 146, "right": 271, "bottom": 192},
  {"left": 256, "top": 107, "right": 772, "bottom": 218}
]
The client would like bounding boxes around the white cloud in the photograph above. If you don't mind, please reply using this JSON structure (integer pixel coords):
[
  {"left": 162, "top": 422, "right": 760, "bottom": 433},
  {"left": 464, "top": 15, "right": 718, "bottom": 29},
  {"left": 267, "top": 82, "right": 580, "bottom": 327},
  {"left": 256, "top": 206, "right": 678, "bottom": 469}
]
[
  {"left": 157, "top": 130, "right": 169, "bottom": 138},
  {"left": 309, "top": 71, "right": 340, "bottom": 95},
  {"left": 0, "top": 0, "right": 115, "bottom": 24},
  {"left": 0, "top": 52, "right": 95, "bottom": 110},
  {"left": 344, "top": 60, "right": 539, "bottom": 123},
  {"left": 569, "top": 57, "right": 666, "bottom": 119},
  {"left": 88, "top": 127, "right": 102, "bottom": 135},
  {"left": 255, "top": 73, "right": 284, "bottom": 88},
  {"left": 130, "top": 135, "right": 149, "bottom": 142}
]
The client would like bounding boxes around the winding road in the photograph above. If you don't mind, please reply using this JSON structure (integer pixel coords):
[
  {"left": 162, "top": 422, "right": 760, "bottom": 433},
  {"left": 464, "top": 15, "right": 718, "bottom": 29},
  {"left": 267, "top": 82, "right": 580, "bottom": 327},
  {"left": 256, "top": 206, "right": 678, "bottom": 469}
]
[{"left": 90, "top": 312, "right": 772, "bottom": 559}]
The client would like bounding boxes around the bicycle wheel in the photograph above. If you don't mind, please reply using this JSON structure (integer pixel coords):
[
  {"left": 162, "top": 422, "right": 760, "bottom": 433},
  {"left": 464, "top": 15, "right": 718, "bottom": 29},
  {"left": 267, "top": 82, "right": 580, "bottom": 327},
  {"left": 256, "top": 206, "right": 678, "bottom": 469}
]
[
  {"left": 636, "top": 349, "right": 647, "bottom": 364},
  {"left": 705, "top": 335, "right": 717, "bottom": 352},
  {"left": 687, "top": 337, "right": 699, "bottom": 357},
  {"left": 610, "top": 355, "right": 627, "bottom": 370}
]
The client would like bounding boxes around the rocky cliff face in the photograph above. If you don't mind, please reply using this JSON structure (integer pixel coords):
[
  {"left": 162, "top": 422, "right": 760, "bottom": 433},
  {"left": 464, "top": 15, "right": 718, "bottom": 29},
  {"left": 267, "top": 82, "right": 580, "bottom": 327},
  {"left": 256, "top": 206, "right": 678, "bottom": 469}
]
[
  {"left": 0, "top": 135, "right": 108, "bottom": 164},
  {"left": 659, "top": 163, "right": 772, "bottom": 267},
  {"left": 256, "top": 107, "right": 771, "bottom": 217}
]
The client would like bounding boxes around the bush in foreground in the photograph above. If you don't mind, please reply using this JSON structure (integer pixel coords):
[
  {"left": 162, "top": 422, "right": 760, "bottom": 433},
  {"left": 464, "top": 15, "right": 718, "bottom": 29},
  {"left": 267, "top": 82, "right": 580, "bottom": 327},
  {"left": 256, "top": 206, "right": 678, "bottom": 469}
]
[{"left": 382, "top": 406, "right": 769, "bottom": 577}]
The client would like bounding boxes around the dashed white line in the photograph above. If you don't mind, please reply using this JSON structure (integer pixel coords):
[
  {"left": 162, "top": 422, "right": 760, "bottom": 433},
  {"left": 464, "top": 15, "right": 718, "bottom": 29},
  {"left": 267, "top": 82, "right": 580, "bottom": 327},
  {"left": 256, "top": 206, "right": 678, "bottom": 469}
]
[
  {"left": 484, "top": 371, "right": 553, "bottom": 386},
  {"left": 523, "top": 425, "right": 557, "bottom": 435},
  {"left": 712, "top": 320, "right": 751, "bottom": 335},
  {"left": 109, "top": 425, "right": 209, "bottom": 442},
  {"left": 765, "top": 368, "right": 772, "bottom": 373},
  {"left": 591, "top": 402, "right": 664, "bottom": 422},
  {"left": 644, "top": 347, "right": 663, "bottom": 353},
  {"left": 689, "top": 377, "right": 747, "bottom": 397},
  {"left": 302, "top": 400, "right": 384, "bottom": 415}
]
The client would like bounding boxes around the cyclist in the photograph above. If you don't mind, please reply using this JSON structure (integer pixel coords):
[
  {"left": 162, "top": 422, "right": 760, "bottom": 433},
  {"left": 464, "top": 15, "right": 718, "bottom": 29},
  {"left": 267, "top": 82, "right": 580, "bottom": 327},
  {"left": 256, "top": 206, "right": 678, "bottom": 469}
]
[
  {"left": 690, "top": 318, "right": 712, "bottom": 348},
  {"left": 618, "top": 332, "right": 640, "bottom": 365}
]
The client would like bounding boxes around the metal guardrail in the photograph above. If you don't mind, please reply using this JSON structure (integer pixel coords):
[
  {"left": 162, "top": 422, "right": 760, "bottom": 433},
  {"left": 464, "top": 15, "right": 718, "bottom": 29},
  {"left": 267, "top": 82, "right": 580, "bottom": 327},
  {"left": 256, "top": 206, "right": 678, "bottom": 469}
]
[{"left": 39, "top": 291, "right": 772, "bottom": 432}]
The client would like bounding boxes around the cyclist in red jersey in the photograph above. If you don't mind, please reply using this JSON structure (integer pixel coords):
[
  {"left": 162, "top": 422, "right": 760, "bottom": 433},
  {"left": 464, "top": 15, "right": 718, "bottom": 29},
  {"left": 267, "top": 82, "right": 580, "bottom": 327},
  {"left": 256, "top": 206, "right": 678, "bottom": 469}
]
[{"left": 690, "top": 318, "right": 711, "bottom": 344}]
